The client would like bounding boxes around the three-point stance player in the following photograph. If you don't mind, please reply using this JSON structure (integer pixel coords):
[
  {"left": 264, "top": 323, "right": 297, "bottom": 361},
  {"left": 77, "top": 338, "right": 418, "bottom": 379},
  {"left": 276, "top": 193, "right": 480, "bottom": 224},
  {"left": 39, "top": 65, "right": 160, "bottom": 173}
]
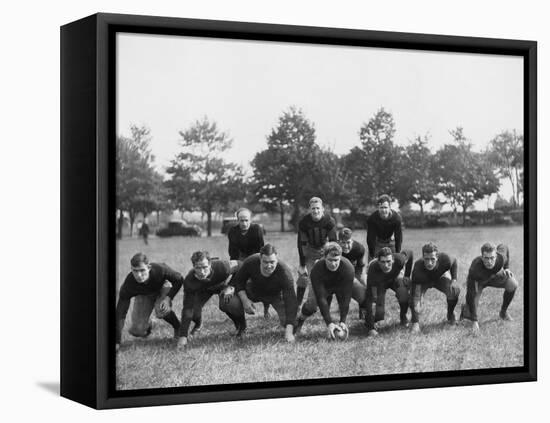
[
  {"left": 364, "top": 248, "right": 413, "bottom": 336},
  {"left": 409, "top": 242, "right": 461, "bottom": 332},
  {"left": 366, "top": 194, "right": 403, "bottom": 261},
  {"left": 295, "top": 242, "right": 363, "bottom": 340},
  {"left": 116, "top": 253, "right": 183, "bottom": 350},
  {"left": 177, "top": 252, "right": 239, "bottom": 348},
  {"left": 460, "top": 243, "right": 518, "bottom": 334},
  {"left": 220, "top": 244, "right": 298, "bottom": 342},
  {"left": 296, "top": 197, "right": 337, "bottom": 305},
  {"left": 227, "top": 207, "right": 270, "bottom": 318}
]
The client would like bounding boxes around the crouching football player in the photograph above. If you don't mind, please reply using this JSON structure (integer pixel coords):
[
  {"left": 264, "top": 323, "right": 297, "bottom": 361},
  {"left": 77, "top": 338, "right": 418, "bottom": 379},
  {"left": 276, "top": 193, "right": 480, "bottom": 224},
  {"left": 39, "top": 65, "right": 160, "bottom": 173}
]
[
  {"left": 460, "top": 243, "right": 518, "bottom": 334},
  {"left": 177, "top": 251, "right": 240, "bottom": 348},
  {"left": 410, "top": 242, "right": 460, "bottom": 333},
  {"left": 220, "top": 244, "right": 298, "bottom": 342},
  {"left": 295, "top": 242, "right": 363, "bottom": 340},
  {"left": 116, "top": 253, "right": 183, "bottom": 350},
  {"left": 337, "top": 227, "right": 367, "bottom": 318},
  {"left": 364, "top": 248, "right": 413, "bottom": 336}
]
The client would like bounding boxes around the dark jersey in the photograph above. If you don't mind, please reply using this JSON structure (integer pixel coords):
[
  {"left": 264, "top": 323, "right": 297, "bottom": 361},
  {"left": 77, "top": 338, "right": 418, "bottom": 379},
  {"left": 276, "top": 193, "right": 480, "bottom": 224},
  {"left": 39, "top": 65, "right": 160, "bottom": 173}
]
[
  {"left": 342, "top": 240, "right": 366, "bottom": 279},
  {"left": 366, "top": 210, "right": 403, "bottom": 258},
  {"left": 180, "top": 260, "right": 236, "bottom": 335},
  {"left": 227, "top": 223, "right": 265, "bottom": 260},
  {"left": 231, "top": 254, "right": 297, "bottom": 325},
  {"left": 412, "top": 252, "right": 458, "bottom": 285},
  {"left": 467, "top": 246, "right": 510, "bottom": 284},
  {"left": 297, "top": 214, "right": 337, "bottom": 266},
  {"left": 367, "top": 250, "right": 413, "bottom": 286},
  {"left": 116, "top": 263, "right": 183, "bottom": 342},
  {"left": 310, "top": 257, "right": 355, "bottom": 325}
]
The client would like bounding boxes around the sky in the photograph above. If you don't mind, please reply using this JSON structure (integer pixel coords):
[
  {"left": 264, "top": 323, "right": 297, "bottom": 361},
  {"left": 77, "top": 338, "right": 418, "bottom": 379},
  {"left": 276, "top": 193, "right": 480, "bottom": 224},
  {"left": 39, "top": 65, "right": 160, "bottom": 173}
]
[{"left": 116, "top": 32, "right": 524, "bottom": 205}]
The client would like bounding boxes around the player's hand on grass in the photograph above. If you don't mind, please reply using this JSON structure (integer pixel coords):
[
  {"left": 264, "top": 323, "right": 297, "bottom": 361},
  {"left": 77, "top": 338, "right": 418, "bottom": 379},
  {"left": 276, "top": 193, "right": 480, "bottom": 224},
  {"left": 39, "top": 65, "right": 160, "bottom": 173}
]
[
  {"left": 284, "top": 324, "right": 295, "bottom": 343},
  {"left": 243, "top": 299, "right": 256, "bottom": 315},
  {"left": 177, "top": 336, "right": 188, "bottom": 349},
  {"left": 222, "top": 286, "right": 235, "bottom": 304}
]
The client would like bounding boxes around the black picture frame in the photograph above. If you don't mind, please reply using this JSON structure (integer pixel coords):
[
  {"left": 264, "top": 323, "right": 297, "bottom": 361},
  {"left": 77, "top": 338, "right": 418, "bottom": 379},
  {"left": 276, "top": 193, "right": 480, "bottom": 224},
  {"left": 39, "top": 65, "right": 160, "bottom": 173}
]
[{"left": 60, "top": 12, "right": 537, "bottom": 409}]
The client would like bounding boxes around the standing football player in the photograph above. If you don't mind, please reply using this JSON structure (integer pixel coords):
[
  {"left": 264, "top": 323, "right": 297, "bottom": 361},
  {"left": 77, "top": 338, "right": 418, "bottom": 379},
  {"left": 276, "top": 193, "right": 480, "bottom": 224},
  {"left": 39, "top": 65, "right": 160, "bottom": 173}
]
[
  {"left": 460, "top": 243, "right": 517, "bottom": 334},
  {"left": 366, "top": 194, "right": 403, "bottom": 261},
  {"left": 227, "top": 207, "right": 270, "bottom": 318},
  {"left": 220, "top": 244, "right": 298, "bottom": 342},
  {"left": 364, "top": 247, "right": 413, "bottom": 336},
  {"left": 177, "top": 251, "right": 239, "bottom": 348},
  {"left": 295, "top": 242, "right": 364, "bottom": 340},
  {"left": 116, "top": 253, "right": 183, "bottom": 350},
  {"left": 409, "top": 242, "right": 461, "bottom": 333},
  {"left": 296, "top": 197, "right": 337, "bottom": 305}
]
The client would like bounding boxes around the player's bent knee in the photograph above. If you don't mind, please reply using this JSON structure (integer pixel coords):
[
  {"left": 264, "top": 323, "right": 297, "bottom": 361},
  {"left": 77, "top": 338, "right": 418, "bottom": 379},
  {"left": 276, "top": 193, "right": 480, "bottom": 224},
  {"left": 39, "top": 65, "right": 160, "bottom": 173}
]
[
  {"left": 301, "top": 302, "right": 317, "bottom": 317},
  {"left": 505, "top": 278, "right": 519, "bottom": 292},
  {"left": 129, "top": 324, "right": 149, "bottom": 337}
]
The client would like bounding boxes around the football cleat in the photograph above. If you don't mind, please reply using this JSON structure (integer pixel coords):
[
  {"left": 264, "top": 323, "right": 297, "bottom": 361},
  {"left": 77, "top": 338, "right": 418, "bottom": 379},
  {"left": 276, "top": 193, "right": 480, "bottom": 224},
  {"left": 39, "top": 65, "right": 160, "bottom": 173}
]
[
  {"left": 411, "top": 322, "right": 420, "bottom": 333},
  {"left": 499, "top": 310, "right": 513, "bottom": 321},
  {"left": 293, "top": 317, "right": 305, "bottom": 335}
]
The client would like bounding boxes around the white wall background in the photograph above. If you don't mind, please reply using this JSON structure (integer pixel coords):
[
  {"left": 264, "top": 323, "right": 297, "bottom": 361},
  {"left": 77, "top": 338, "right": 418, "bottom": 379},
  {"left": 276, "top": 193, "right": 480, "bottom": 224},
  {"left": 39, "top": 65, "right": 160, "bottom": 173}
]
[{"left": 2, "top": 0, "right": 546, "bottom": 420}]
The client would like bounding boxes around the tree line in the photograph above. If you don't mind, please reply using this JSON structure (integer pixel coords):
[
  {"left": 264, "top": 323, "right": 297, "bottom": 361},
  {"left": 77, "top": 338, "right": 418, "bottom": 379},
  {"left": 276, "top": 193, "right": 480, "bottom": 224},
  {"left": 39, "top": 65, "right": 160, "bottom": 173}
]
[{"left": 116, "top": 106, "right": 524, "bottom": 237}]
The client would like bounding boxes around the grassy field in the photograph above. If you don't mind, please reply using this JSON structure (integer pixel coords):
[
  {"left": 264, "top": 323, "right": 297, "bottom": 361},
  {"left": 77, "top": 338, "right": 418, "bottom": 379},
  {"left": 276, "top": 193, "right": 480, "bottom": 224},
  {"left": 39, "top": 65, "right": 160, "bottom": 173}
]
[{"left": 116, "top": 226, "right": 524, "bottom": 390}]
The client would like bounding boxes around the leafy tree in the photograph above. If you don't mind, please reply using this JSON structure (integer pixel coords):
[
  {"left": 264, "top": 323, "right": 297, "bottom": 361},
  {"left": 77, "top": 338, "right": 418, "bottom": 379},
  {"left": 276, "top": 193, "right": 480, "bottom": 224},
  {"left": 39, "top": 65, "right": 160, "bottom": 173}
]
[
  {"left": 433, "top": 128, "right": 500, "bottom": 225},
  {"left": 116, "top": 125, "right": 158, "bottom": 238},
  {"left": 354, "top": 107, "right": 402, "bottom": 205},
  {"left": 394, "top": 135, "right": 438, "bottom": 226},
  {"left": 252, "top": 106, "right": 321, "bottom": 231},
  {"left": 167, "top": 116, "right": 245, "bottom": 236},
  {"left": 488, "top": 129, "right": 524, "bottom": 207}
]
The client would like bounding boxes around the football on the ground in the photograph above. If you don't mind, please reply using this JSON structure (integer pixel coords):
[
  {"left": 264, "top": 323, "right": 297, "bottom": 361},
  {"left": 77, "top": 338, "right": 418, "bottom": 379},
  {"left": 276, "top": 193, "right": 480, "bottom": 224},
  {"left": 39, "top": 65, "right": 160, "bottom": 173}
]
[{"left": 334, "top": 324, "right": 349, "bottom": 341}]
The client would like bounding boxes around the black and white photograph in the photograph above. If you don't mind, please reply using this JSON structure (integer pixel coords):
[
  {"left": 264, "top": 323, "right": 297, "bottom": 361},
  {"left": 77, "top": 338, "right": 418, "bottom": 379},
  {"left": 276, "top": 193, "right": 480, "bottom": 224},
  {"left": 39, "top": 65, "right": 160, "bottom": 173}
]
[
  {"left": 6, "top": 0, "right": 548, "bottom": 419},
  {"left": 114, "top": 29, "right": 528, "bottom": 390}
]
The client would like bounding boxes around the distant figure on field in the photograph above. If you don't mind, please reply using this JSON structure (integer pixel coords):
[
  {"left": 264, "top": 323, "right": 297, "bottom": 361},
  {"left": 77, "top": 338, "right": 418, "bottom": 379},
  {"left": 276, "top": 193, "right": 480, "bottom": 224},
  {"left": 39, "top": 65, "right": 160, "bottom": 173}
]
[{"left": 139, "top": 220, "right": 150, "bottom": 245}]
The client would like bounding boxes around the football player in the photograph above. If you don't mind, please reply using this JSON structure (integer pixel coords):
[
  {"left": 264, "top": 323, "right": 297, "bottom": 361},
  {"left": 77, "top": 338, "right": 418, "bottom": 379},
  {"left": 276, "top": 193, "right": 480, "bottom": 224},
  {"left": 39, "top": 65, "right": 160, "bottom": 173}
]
[
  {"left": 176, "top": 251, "right": 239, "bottom": 348},
  {"left": 116, "top": 253, "right": 183, "bottom": 350},
  {"left": 366, "top": 194, "right": 403, "bottom": 261},
  {"left": 364, "top": 247, "right": 413, "bottom": 336},
  {"left": 227, "top": 207, "right": 270, "bottom": 318},
  {"left": 409, "top": 242, "right": 460, "bottom": 332},
  {"left": 460, "top": 243, "right": 517, "bottom": 334},
  {"left": 220, "top": 244, "right": 297, "bottom": 342},
  {"left": 295, "top": 242, "right": 364, "bottom": 340},
  {"left": 296, "top": 197, "right": 337, "bottom": 305}
]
